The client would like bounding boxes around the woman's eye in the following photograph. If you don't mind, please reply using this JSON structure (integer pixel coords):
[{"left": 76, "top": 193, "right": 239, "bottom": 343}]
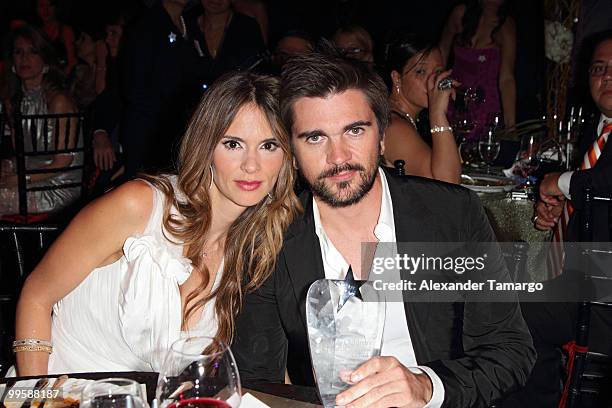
[
  {"left": 222, "top": 140, "right": 241, "bottom": 150},
  {"left": 415, "top": 68, "right": 426, "bottom": 76},
  {"left": 262, "top": 141, "right": 279, "bottom": 151}
]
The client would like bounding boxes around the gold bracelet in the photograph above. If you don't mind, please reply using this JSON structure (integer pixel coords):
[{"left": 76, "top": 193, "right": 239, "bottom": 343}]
[
  {"left": 430, "top": 126, "right": 453, "bottom": 134},
  {"left": 13, "top": 345, "right": 53, "bottom": 354}
]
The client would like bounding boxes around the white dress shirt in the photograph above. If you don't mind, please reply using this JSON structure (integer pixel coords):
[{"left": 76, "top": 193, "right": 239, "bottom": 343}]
[
  {"left": 558, "top": 114, "right": 611, "bottom": 198},
  {"left": 312, "top": 168, "right": 445, "bottom": 407}
]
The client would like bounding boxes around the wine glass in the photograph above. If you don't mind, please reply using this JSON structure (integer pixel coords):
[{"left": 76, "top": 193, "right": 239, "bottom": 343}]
[
  {"left": 156, "top": 336, "right": 241, "bottom": 408},
  {"left": 537, "top": 137, "right": 565, "bottom": 173},
  {"left": 81, "top": 378, "right": 147, "bottom": 408},
  {"left": 514, "top": 133, "right": 542, "bottom": 187},
  {"left": 478, "top": 129, "right": 501, "bottom": 174}
]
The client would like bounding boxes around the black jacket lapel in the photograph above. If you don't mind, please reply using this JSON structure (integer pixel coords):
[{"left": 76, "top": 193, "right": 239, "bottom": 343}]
[
  {"left": 282, "top": 191, "right": 326, "bottom": 330},
  {"left": 383, "top": 169, "right": 440, "bottom": 363}
]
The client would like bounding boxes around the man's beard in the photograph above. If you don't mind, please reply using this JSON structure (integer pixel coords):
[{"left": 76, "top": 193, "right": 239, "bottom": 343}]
[{"left": 302, "top": 158, "right": 380, "bottom": 208}]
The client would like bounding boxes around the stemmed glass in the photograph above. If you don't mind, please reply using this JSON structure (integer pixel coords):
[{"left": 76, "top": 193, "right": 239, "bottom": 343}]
[
  {"left": 537, "top": 137, "right": 565, "bottom": 173},
  {"left": 478, "top": 129, "right": 501, "bottom": 174},
  {"left": 514, "top": 133, "right": 542, "bottom": 187},
  {"left": 81, "top": 378, "right": 147, "bottom": 408},
  {"left": 454, "top": 87, "right": 486, "bottom": 166},
  {"left": 156, "top": 336, "right": 241, "bottom": 408}
]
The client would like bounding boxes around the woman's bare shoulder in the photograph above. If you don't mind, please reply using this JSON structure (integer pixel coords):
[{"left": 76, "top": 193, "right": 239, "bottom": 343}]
[
  {"left": 71, "top": 180, "right": 155, "bottom": 235},
  {"left": 101, "top": 180, "right": 155, "bottom": 219},
  {"left": 387, "top": 115, "right": 419, "bottom": 140}
]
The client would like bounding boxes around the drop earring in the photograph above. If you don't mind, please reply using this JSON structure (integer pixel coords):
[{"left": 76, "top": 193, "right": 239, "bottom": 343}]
[
  {"left": 11, "top": 65, "right": 16, "bottom": 73},
  {"left": 42, "top": 66, "right": 49, "bottom": 74}
]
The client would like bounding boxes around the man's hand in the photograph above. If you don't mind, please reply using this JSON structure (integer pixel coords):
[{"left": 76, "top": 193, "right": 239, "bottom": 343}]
[
  {"left": 539, "top": 172, "right": 565, "bottom": 206},
  {"left": 335, "top": 357, "right": 433, "bottom": 408},
  {"left": 93, "top": 130, "right": 116, "bottom": 171},
  {"left": 533, "top": 200, "right": 563, "bottom": 231}
]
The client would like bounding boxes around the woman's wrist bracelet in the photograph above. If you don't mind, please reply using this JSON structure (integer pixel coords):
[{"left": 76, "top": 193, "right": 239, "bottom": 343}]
[
  {"left": 430, "top": 126, "right": 453, "bottom": 134},
  {"left": 13, "top": 345, "right": 53, "bottom": 354},
  {"left": 13, "top": 339, "right": 53, "bottom": 354}
]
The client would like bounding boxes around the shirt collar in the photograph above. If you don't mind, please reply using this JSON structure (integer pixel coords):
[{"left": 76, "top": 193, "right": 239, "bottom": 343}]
[
  {"left": 313, "top": 167, "right": 396, "bottom": 244},
  {"left": 598, "top": 113, "right": 612, "bottom": 134}
]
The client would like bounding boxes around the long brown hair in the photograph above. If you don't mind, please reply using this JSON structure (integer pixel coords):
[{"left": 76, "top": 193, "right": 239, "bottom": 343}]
[{"left": 141, "top": 71, "right": 301, "bottom": 352}]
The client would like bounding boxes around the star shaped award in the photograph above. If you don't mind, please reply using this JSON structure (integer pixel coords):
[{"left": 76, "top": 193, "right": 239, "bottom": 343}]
[{"left": 305, "top": 266, "right": 386, "bottom": 407}]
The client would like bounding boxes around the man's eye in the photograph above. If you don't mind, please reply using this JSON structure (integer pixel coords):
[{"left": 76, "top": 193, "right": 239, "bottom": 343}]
[
  {"left": 307, "top": 135, "right": 321, "bottom": 143},
  {"left": 349, "top": 127, "right": 364, "bottom": 135},
  {"left": 590, "top": 65, "right": 605, "bottom": 75},
  {"left": 222, "top": 140, "right": 241, "bottom": 149}
]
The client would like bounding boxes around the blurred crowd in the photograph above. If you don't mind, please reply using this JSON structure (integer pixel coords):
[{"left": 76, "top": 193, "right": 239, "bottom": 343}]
[{"left": 0, "top": 0, "right": 548, "bottom": 215}]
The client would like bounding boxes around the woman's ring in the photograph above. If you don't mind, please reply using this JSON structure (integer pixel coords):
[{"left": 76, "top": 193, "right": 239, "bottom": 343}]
[
  {"left": 532, "top": 215, "right": 539, "bottom": 223},
  {"left": 437, "top": 77, "right": 454, "bottom": 91}
]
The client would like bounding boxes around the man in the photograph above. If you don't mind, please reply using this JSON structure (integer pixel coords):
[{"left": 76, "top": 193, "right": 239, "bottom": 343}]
[
  {"left": 535, "top": 30, "right": 612, "bottom": 240},
  {"left": 233, "top": 49, "right": 535, "bottom": 407},
  {"left": 511, "top": 30, "right": 612, "bottom": 408}
]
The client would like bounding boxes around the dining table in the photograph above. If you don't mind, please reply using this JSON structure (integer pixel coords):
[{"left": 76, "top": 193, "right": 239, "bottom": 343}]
[
  {"left": 0, "top": 372, "right": 323, "bottom": 408},
  {"left": 461, "top": 168, "right": 555, "bottom": 282}
]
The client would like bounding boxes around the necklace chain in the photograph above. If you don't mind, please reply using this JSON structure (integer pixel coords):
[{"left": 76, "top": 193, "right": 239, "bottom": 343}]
[{"left": 392, "top": 106, "right": 417, "bottom": 128}]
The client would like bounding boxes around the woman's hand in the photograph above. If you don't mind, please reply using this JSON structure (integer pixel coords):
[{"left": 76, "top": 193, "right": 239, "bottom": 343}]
[{"left": 427, "top": 69, "right": 459, "bottom": 121}]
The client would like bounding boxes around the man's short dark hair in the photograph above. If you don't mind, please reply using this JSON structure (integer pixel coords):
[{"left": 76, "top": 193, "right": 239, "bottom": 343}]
[
  {"left": 577, "top": 29, "right": 612, "bottom": 72},
  {"left": 280, "top": 45, "right": 389, "bottom": 138}
]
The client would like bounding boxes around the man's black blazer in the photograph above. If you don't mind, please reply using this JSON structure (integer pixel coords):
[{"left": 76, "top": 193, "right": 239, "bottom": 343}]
[
  {"left": 232, "top": 168, "right": 535, "bottom": 407},
  {"left": 567, "top": 114, "right": 612, "bottom": 242}
]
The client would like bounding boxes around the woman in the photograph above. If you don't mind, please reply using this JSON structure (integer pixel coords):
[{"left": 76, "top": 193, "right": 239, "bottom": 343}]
[
  {"left": 439, "top": 0, "right": 516, "bottom": 136},
  {"left": 14, "top": 71, "right": 301, "bottom": 375},
  {"left": 36, "top": 0, "right": 77, "bottom": 75},
  {"left": 384, "top": 36, "right": 462, "bottom": 183},
  {"left": 0, "top": 25, "right": 82, "bottom": 216}
]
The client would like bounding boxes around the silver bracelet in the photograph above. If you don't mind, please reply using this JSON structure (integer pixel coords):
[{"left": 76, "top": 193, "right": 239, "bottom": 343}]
[
  {"left": 430, "top": 126, "right": 453, "bottom": 134},
  {"left": 13, "top": 338, "right": 52, "bottom": 348}
]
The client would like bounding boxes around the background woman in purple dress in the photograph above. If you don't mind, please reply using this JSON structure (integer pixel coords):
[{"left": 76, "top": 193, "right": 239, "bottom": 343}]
[{"left": 440, "top": 0, "right": 516, "bottom": 140}]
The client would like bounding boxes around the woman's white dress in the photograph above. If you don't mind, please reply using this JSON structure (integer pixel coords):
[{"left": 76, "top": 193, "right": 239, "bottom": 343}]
[{"left": 47, "top": 177, "right": 222, "bottom": 373}]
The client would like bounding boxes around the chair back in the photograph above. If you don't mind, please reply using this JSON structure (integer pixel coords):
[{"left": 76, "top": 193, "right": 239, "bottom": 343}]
[
  {"left": 393, "top": 160, "right": 406, "bottom": 176},
  {"left": 563, "top": 187, "right": 612, "bottom": 408},
  {"left": 12, "top": 111, "right": 89, "bottom": 218},
  {"left": 0, "top": 224, "right": 60, "bottom": 374}
]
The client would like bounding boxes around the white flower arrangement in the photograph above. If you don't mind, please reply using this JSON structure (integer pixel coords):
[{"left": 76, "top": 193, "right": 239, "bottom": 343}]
[{"left": 545, "top": 20, "right": 574, "bottom": 64}]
